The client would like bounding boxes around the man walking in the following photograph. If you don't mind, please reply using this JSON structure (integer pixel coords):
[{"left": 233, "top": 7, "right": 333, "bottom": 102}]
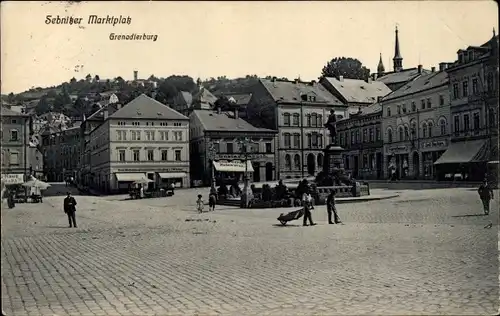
[
  {"left": 302, "top": 186, "right": 316, "bottom": 227},
  {"left": 478, "top": 179, "right": 494, "bottom": 215},
  {"left": 326, "top": 190, "right": 342, "bottom": 224},
  {"left": 63, "top": 192, "right": 78, "bottom": 228}
]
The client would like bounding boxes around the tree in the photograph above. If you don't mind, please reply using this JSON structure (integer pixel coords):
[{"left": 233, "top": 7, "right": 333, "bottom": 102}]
[
  {"left": 35, "top": 97, "right": 51, "bottom": 115},
  {"left": 85, "top": 74, "right": 92, "bottom": 81},
  {"left": 94, "top": 75, "right": 100, "bottom": 82},
  {"left": 321, "top": 57, "right": 370, "bottom": 80},
  {"left": 70, "top": 77, "right": 77, "bottom": 84},
  {"left": 7, "top": 92, "right": 15, "bottom": 103}
]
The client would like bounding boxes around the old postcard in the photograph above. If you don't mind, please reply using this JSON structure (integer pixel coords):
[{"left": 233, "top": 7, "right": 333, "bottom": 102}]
[{"left": 1, "top": 1, "right": 499, "bottom": 315}]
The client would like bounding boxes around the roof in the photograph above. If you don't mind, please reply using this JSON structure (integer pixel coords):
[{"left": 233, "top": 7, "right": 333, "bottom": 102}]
[
  {"left": 260, "top": 79, "right": 344, "bottom": 106},
  {"left": 1, "top": 106, "right": 28, "bottom": 117},
  {"left": 322, "top": 77, "right": 391, "bottom": 104},
  {"left": 377, "top": 67, "right": 432, "bottom": 85},
  {"left": 225, "top": 93, "right": 253, "bottom": 106},
  {"left": 382, "top": 71, "right": 449, "bottom": 101},
  {"left": 360, "top": 102, "right": 382, "bottom": 115},
  {"left": 179, "top": 91, "right": 193, "bottom": 106},
  {"left": 110, "top": 94, "right": 188, "bottom": 120},
  {"left": 193, "top": 110, "right": 275, "bottom": 133},
  {"left": 193, "top": 87, "right": 217, "bottom": 105}
]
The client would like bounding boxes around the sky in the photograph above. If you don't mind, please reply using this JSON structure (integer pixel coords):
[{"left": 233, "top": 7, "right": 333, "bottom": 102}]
[{"left": 1, "top": 1, "right": 498, "bottom": 94}]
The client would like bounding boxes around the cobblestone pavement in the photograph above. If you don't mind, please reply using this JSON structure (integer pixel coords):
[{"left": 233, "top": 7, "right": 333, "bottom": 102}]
[{"left": 1, "top": 187, "right": 499, "bottom": 315}]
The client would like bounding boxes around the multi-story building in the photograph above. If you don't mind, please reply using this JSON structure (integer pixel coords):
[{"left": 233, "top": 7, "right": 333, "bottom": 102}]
[
  {"left": 246, "top": 78, "right": 347, "bottom": 179},
  {"left": 375, "top": 27, "right": 432, "bottom": 91},
  {"left": 1, "top": 107, "right": 31, "bottom": 186},
  {"left": 319, "top": 76, "right": 391, "bottom": 115},
  {"left": 82, "top": 94, "right": 190, "bottom": 193},
  {"left": 189, "top": 108, "right": 277, "bottom": 186},
  {"left": 433, "top": 33, "right": 499, "bottom": 181},
  {"left": 41, "top": 122, "right": 81, "bottom": 182},
  {"left": 336, "top": 103, "right": 384, "bottom": 179},
  {"left": 381, "top": 68, "right": 450, "bottom": 179}
]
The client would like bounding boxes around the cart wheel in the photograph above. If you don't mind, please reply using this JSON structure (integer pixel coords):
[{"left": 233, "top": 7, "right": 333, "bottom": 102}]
[{"left": 279, "top": 220, "right": 287, "bottom": 226}]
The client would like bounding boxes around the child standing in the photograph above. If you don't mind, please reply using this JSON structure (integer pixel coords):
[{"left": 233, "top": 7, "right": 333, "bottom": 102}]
[{"left": 196, "top": 194, "right": 204, "bottom": 213}]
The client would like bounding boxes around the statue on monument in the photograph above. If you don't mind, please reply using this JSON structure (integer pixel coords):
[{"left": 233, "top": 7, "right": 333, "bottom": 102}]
[{"left": 324, "top": 110, "right": 338, "bottom": 145}]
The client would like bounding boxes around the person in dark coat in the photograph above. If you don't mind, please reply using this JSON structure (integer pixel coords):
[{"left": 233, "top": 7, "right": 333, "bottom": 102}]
[
  {"left": 208, "top": 191, "right": 217, "bottom": 212},
  {"left": 326, "top": 190, "right": 341, "bottom": 224},
  {"left": 63, "top": 192, "right": 78, "bottom": 228},
  {"left": 301, "top": 185, "right": 316, "bottom": 227},
  {"left": 478, "top": 179, "right": 494, "bottom": 215}
]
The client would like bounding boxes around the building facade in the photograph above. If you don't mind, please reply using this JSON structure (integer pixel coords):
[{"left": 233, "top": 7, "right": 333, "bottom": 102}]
[
  {"left": 246, "top": 78, "right": 348, "bottom": 179},
  {"left": 434, "top": 33, "right": 499, "bottom": 180},
  {"left": 189, "top": 108, "right": 277, "bottom": 186},
  {"left": 337, "top": 104, "right": 384, "bottom": 179},
  {"left": 82, "top": 94, "right": 190, "bottom": 193},
  {"left": 381, "top": 69, "right": 450, "bottom": 179}
]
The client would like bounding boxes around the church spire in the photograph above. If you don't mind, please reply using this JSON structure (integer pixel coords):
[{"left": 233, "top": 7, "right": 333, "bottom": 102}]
[
  {"left": 377, "top": 53, "right": 385, "bottom": 75},
  {"left": 393, "top": 26, "right": 403, "bottom": 72}
]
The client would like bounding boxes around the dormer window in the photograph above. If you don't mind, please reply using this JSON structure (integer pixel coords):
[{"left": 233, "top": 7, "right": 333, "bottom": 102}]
[
  {"left": 458, "top": 52, "right": 464, "bottom": 63},
  {"left": 301, "top": 94, "right": 308, "bottom": 101},
  {"left": 468, "top": 50, "right": 474, "bottom": 61}
]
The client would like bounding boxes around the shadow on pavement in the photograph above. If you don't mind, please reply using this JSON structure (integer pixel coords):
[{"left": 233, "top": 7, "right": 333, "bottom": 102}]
[
  {"left": 272, "top": 224, "right": 301, "bottom": 228},
  {"left": 43, "top": 225, "right": 71, "bottom": 229},
  {"left": 451, "top": 214, "right": 487, "bottom": 218}
]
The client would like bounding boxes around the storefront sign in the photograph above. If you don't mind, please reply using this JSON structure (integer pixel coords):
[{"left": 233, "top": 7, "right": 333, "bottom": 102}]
[
  {"left": 1, "top": 174, "right": 24, "bottom": 185},
  {"left": 421, "top": 140, "right": 447, "bottom": 149},
  {"left": 116, "top": 168, "right": 187, "bottom": 173},
  {"left": 215, "top": 154, "right": 265, "bottom": 159},
  {"left": 386, "top": 145, "right": 408, "bottom": 154}
]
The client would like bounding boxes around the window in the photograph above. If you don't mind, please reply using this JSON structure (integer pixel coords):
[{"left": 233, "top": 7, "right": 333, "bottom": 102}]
[
  {"left": 422, "top": 123, "right": 427, "bottom": 138},
  {"left": 351, "top": 131, "right": 355, "bottom": 144},
  {"left": 439, "top": 95, "right": 444, "bottom": 106},
  {"left": 293, "top": 134, "right": 300, "bottom": 148},
  {"left": 369, "top": 128, "right": 374, "bottom": 142},
  {"left": 473, "top": 112, "right": 480, "bottom": 130},
  {"left": 453, "top": 83, "right": 459, "bottom": 99},
  {"left": 294, "top": 154, "right": 301, "bottom": 170},
  {"left": 487, "top": 73, "right": 494, "bottom": 91},
  {"left": 404, "top": 126, "right": 409, "bottom": 140},
  {"left": 398, "top": 127, "right": 404, "bottom": 141},
  {"left": 175, "top": 150, "right": 181, "bottom": 161},
  {"left": 411, "top": 122, "right": 417, "bottom": 138},
  {"left": 307, "top": 134, "right": 312, "bottom": 148},
  {"left": 339, "top": 133, "right": 344, "bottom": 146},
  {"left": 426, "top": 98, "right": 432, "bottom": 109},
  {"left": 283, "top": 113, "right": 291, "bottom": 126},
  {"left": 454, "top": 115, "right": 460, "bottom": 134},
  {"left": 428, "top": 123, "right": 433, "bottom": 137},
  {"left": 161, "top": 150, "right": 168, "bottom": 161},
  {"left": 160, "top": 122, "right": 168, "bottom": 127},
  {"left": 133, "top": 150, "right": 140, "bottom": 161},
  {"left": 355, "top": 130, "right": 360, "bottom": 143},
  {"left": 9, "top": 152, "right": 19, "bottom": 165},
  {"left": 363, "top": 129, "right": 368, "bottom": 142},
  {"left": 363, "top": 154, "right": 368, "bottom": 168},
  {"left": 439, "top": 119, "right": 446, "bottom": 135},
  {"left": 472, "top": 78, "right": 478, "bottom": 95},
  {"left": 317, "top": 115, "right": 323, "bottom": 127},
  {"left": 265, "top": 143, "right": 272, "bottom": 153},
  {"left": 226, "top": 143, "right": 234, "bottom": 153},
  {"left": 376, "top": 127, "right": 381, "bottom": 141},
  {"left": 402, "top": 104, "right": 407, "bottom": 113},
  {"left": 387, "top": 107, "right": 391, "bottom": 116},
  {"left": 311, "top": 113, "right": 318, "bottom": 127},
  {"left": 462, "top": 81, "right": 468, "bottom": 97},
  {"left": 306, "top": 114, "right": 311, "bottom": 127},
  {"left": 177, "top": 131, "right": 182, "bottom": 141},
  {"left": 397, "top": 105, "right": 401, "bottom": 115},
  {"left": 132, "top": 122, "right": 140, "bottom": 126},
  {"left": 117, "top": 131, "right": 122, "bottom": 141},
  {"left": 411, "top": 102, "right": 416, "bottom": 112},
  {"left": 387, "top": 129, "right": 393, "bottom": 143},
  {"left": 285, "top": 154, "right": 291, "bottom": 170},
  {"left": 174, "top": 122, "right": 182, "bottom": 127},
  {"left": 147, "top": 149, "right": 154, "bottom": 161},
  {"left": 10, "top": 130, "right": 18, "bottom": 141},
  {"left": 489, "top": 108, "right": 496, "bottom": 128},
  {"left": 311, "top": 133, "right": 319, "bottom": 147},
  {"left": 464, "top": 114, "right": 470, "bottom": 131},
  {"left": 284, "top": 133, "right": 291, "bottom": 148},
  {"left": 146, "top": 131, "right": 152, "bottom": 141},
  {"left": 292, "top": 113, "right": 300, "bottom": 126},
  {"left": 118, "top": 150, "right": 125, "bottom": 162},
  {"left": 421, "top": 99, "right": 426, "bottom": 110}
]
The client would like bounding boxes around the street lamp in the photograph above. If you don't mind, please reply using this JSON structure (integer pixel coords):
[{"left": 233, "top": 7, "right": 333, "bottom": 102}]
[
  {"left": 207, "top": 140, "right": 219, "bottom": 195},
  {"left": 237, "top": 137, "right": 257, "bottom": 208}
]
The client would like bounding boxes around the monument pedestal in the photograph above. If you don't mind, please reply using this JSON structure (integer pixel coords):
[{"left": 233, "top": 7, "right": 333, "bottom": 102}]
[{"left": 323, "top": 144, "right": 345, "bottom": 174}]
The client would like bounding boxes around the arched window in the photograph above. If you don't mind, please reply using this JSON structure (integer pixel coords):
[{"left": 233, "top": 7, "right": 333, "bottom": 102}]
[
  {"left": 387, "top": 106, "right": 391, "bottom": 116},
  {"left": 439, "top": 118, "right": 447, "bottom": 135},
  {"left": 387, "top": 128, "right": 393, "bottom": 143},
  {"left": 411, "top": 101, "right": 416, "bottom": 112},
  {"left": 294, "top": 154, "right": 301, "bottom": 170},
  {"left": 317, "top": 153, "right": 324, "bottom": 168},
  {"left": 428, "top": 122, "right": 433, "bottom": 137},
  {"left": 398, "top": 126, "right": 404, "bottom": 141},
  {"left": 285, "top": 154, "right": 291, "bottom": 170},
  {"left": 306, "top": 114, "right": 311, "bottom": 127},
  {"left": 317, "top": 114, "right": 323, "bottom": 127},
  {"left": 404, "top": 126, "right": 409, "bottom": 140},
  {"left": 292, "top": 113, "right": 300, "bottom": 126},
  {"left": 422, "top": 123, "right": 428, "bottom": 138},
  {"left": 283, "top": 113, "right": 291, "bottom": 126},
  {"left": 410, "top": 121, "right": 417, "bottom": 139},
  {"left": 311, "top": 113, "right": 318, "bottom": 127}
]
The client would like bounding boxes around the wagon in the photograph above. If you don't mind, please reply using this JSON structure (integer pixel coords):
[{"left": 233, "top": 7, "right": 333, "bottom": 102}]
[{"left": 277, "top": 208, "right": 305, "bottom": 226}]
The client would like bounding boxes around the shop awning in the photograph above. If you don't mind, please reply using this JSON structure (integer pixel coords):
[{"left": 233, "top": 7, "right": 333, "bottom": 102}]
[
  {"left": 115, "top": 173, "right": 147, "bottom": 182},
  {"left": 158, "top": 172, "right": 187, "bottom": 179},
  {"left": 434, "top": 140, "right": 488, "bottom": 165},
  {"left": 213, "top": 160, "right": 254, "bottom": 172}
]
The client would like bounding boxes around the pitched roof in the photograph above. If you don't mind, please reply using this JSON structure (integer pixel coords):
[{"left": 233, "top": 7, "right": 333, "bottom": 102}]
[
  {"left": 260, "top": 79, "right": 344, "bottom": 106},
  {"left": 361, "top": 102, "right": 382, "bottom": 115},
  {"left": 110, "top": 94, "right": 188, "bottom": 120},
  {"left": 193, "top": 110, "right": 275, "bottom": 133},
  {"left": 377, "top": 67, "right": 432, "bottom": 86},
  {"left": 193, "top": 87, "right": 217, "bottom": 105},
  {"left": 1, "top": 106, "right": 28, "bottom": 117},
  {"left": 179, "top": 91, "right": 193, "bottom": 106},
  {"left": 382, "top": 71, "right": 449, "bottom": 101},
  {"left": 322, "top": 77, "right": 391, "bottom": 104},
  {"left": 225, "top": 93, "right": 253, "bottom": 105}
]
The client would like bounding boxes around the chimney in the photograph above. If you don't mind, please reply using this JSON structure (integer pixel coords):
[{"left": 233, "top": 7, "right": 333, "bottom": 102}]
[
  {"left": 431, "top": 67, "right": 436, "bottom": 73},
  {"left": 294, "top": 78, "right": 299, "bottom": 84},
  {"left": 338, "top": 76, "right": 344, "bottom": 82},
  {"left": 309, "top": 80, "right": 316, "bottom": 86},
  {"left": 417, "top": 65, "right": 422, "bottom": 74},
  {"left": 439, "top": 62, "right": 447, "bottom": 71},
  {"left": 133, "top": 70, "right": 138, "bottom": 81}
]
